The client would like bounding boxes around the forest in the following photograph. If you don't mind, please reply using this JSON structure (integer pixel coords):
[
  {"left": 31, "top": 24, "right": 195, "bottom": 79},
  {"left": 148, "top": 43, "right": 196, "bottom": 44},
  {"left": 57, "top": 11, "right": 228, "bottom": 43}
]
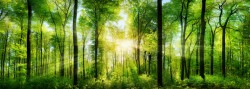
[{"left": 0, "top": 0, "right": 250, "bottom": 88}]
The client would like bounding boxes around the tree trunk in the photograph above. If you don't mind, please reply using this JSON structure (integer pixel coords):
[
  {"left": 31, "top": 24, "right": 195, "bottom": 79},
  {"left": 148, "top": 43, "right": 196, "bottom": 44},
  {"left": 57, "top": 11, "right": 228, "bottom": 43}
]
[
  {"left": 60, "top": 51, "right": 64, "bottom": 76},
  {"left": 35, "top": 34, "right": 38, "bottom": 76},
  {"left": 73, "top": 0, "right": 78, "bottom": 86},
  {"left": 218, "top": 1, "right": 238, "bottom": 78},
  {"left": 27, "top": 0, "right": 32, "bottom": 81},
  {"left": 144, "top": 51, "right": 147, "bottom": 74},
  {"left": 82, "top": 38, "right": 85, "bottom": 78},
  {"left": 40, "top": 21, "right": 43, "bottom": 76},
  {"left": 94, "top": 7, "right": 99, "bottom": 79},
  {"left": 169, "top": 37, "right": 173, "bottom": 81},
  {"left": 157, "top": 0, "right": 163, "bottom": 87},
  {"left": 199, "top": 0, "right": 206, "bottom": 80},
  {"left": 222, "top": 27, "right": 226, "bottom": 77},
  {"left": 163, "top": 42, "right": 166, "bottom": 71},
  {"left": 54, "top": 47, "right": 57, "bottom": 75},
  {"left": 1, "top": 30, "right": 9, "bottom": 79},
  {"left": 210, "top": 33, "right": 215, "bottom": 75},
  {"left": 8, "top": 46, "right": 10, "bottom": 78},
  {"left": 148, "top": 53, "right": 151, "bottom": 75},
  {"left": 180, "top": 0, "right": 190, "bottom": 80},
  {"left": 137, "top": 11, "right": 141, "bottom": 75}
]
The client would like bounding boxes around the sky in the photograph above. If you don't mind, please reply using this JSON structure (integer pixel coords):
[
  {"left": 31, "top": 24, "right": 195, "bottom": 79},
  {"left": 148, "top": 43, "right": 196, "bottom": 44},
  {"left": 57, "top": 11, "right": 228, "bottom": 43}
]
[{"left": 163, "top": 0, "right": 171, "bottom": 4}]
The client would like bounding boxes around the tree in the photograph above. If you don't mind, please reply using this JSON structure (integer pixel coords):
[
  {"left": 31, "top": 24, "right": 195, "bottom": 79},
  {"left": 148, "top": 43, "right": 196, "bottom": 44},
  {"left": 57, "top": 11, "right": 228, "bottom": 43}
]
[
  {"left": 199, "top": 0, "right": 206, "bottom": 80},
  {"left": 33, "top": 0, "right": 50, "bottom": 75},
  {"left": 0, "top": 0, "right": 10, "bottom": 79},
  {"left": 179, "top": 0, "right": 193, "bottom": 80},
  {"left": 218, "top": 0, "right": 238, "bottom": 77},
  {"left": 9, "top": 0, "right": 28, "bottom": 79},
  {"left": 48, "top": 0, "right": 73, "bottom": 77},
  {"left": 157, "top": 0, "right": 163, "bottom": 87},
  {"left": 82, "top": 0, "right": 121, "bottom": 79},
  {"left": 128, "top": 0, "right": 157, "bottom": 75},
  {"left": 73, "top": 0, "right": 78, "bottom": 86},
  {"left": 26, "top": 0, "right": 32, "bottom": 80},
  {"left": 207, "top": 17, "right": 219, "bottom": 75}
]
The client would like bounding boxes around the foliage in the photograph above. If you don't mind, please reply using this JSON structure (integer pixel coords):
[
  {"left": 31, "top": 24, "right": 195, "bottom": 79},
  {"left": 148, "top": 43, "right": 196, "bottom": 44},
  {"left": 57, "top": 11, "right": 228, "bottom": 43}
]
[{"left": 0, "top": 0, "right": 250, "bottom": 88}]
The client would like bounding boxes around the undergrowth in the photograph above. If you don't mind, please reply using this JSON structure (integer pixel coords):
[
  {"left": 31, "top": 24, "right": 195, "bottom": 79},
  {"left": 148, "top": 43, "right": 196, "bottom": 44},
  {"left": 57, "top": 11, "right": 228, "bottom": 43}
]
[{"left": 0, "top": 74, "right": 249, "bottom": 89}]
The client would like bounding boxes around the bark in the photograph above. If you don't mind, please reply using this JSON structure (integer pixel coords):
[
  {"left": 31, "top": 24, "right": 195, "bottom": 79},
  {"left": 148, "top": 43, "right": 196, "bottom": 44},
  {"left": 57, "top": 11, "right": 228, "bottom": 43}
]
[
  {"left": 199, "top": 0, "right": 206, "bottom": 79},
  {"left": 8, "top": 46, "right": 10, "bottom": 78},
  {"left": 210, "top": 34, "right": 214, "bottom": 75},
  {"left": 137, "top": 11, "right": 141, "bottom": 74},
  {"left": 40, "top": 20, "right": 44, "bottom": 75},
  {"left": 94, "top": 6, "right": 98, "bottom": 79},
  {"left": 1, "top": 29, "right": 9, "bottom": 79},
  {"left": 19, "top": 21, "right": 24, "bottom": 80},
  {"left": 157, "top": 0, "right": 163, "bottom": 87},
  {"left": 163, "top": 42, "right": 166, "bottom": 71},
  {"left": 73, "top": 0, "right": 78, "bottom": 86},
  {"left": 54, "top": 47, "right": 57, "bottom": 75},
  {"left": 27, "top": 0, "right": 32, "bottom": 80},
  {"left": 148, "top": 53, "right": 151, "bottom": 75},
  {"left": 144, "top": 51, "right": 147, "bottom": 74},
  {"left": 82, "top": 38, "right": 86, "bottom": 78},
  {"left": 169, "top": 37, "right": 173, "bottom": 81},
  {"left": 35, "top": 34, "right": 38, "bottom": 76},
  {"left": 59, "top": 48, "right": 64, "bottom": 77}
]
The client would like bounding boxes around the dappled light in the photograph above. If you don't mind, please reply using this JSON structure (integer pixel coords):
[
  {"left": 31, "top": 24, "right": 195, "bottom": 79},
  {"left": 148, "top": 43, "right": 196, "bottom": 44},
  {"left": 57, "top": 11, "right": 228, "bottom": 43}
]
[
  {"left": 0, "top": 0, "right": 250, "bottom": 88},
  {"left": 116, "top": 40, "right": 133, "bottom": 52}
]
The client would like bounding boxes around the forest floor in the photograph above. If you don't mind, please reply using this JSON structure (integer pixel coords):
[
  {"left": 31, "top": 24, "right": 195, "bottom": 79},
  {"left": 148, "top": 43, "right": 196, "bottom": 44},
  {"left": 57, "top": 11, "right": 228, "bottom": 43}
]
[{"left": 0, "top": 74, "right": 249, "bottom": 89}]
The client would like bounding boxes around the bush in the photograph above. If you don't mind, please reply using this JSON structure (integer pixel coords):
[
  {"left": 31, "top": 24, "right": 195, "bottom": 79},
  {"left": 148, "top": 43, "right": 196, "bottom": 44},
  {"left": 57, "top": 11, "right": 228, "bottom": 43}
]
[{"left": 183, "top": 75, "right": 250, "bottom": 89}]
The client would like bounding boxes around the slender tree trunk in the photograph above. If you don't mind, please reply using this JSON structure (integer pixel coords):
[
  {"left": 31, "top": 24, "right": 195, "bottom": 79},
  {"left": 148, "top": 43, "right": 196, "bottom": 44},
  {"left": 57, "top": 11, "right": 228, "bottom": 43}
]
[
  {"left": 218, "top": 1, "right": 238, "bottom": 78},
  {"left": 27, "top": 0, "right": 32, "bottom": 81},
  {"left": 163, "top": 42, "right": 166, "bottom": 71},
  {"left": 2, "top": 30, "right": 9, "bottom": 79},
  {"left": 40, "top": 21, "right": 43, "bottom": 76},
  {"left": 82, "top": 38, "right": 85, "bottom": 78},
  {"left": 54, "top": 47, "right": 57, "bottom": 75},
  {"left": 222, "top": 27, "right": 226, "bottom": 77},
  {"left": 180, "top": 0, "right": 190, "bottom": 80},
  {"left": 148, "top": 53, "right": 151, "bottom": 75},
  {"left": 73, "top": 0, "right": 78, "bottom": 86},
  {"left": 2, "top": 34, "right": 7, "bottom": 79},
  {"left": 169, "top": 37, "right": 173, "bottom": 81},
  {"left": 144, "top": 51, "right": 147, "bottom": 74},
  {"left": 210, "top": 34, "right": 215, "bottom": 75},
  {"left": 14, "top": 48, "right": 16, "bottom": 79},
  {"left": 59, "top": 20, "right": 66, "bottom": 77},
  {"left": 187, "top": 52, "right": 191, "bottom": 78},
  {"left": 8, "top": 46, "right": 10, "bottom": 78},
  {"left": 18, "top": 21, "right": 24, "bottom": 81},
  {"left": 157, "top": 0, "right": 163, "bottom": 87},
  {"left": 35, "top": 34, "right": 38, "bottom": 76},
  {"left": 199, "top": 0, "right": 206, "bottom": 79},
  {"left": 137, "top": 11, "right": 141, "bottom": 75},
  {"left": 94, "top": 7, "right": 98, "bottom": 79},
  {"left": 60, "top": 50, "right": 64, "bottom": 76}
]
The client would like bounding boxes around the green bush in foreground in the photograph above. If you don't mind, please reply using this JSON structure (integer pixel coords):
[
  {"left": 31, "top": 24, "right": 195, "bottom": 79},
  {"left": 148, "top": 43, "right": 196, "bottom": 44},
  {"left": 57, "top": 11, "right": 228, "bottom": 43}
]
[{"left": 0, "top": 75, "right": 249, "bottom": 89}]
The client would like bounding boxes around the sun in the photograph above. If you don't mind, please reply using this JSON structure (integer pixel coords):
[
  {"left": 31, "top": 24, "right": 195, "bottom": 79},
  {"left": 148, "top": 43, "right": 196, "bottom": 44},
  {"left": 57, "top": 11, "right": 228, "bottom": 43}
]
[{"left": 116, "top": 39, "right": 133, "bottom": 52}]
